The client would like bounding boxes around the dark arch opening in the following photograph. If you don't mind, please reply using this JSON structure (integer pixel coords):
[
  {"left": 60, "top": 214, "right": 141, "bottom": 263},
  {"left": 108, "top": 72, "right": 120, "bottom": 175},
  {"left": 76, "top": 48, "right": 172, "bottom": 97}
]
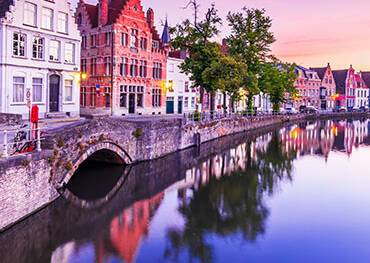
[{"left": 65, "top": 149, "right": 128, "bottom": 202}]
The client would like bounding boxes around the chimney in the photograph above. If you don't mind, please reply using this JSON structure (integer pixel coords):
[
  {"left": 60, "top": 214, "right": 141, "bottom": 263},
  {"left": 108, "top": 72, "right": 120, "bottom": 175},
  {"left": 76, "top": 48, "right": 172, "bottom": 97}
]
[
  {"left": 147, "top": 8, "right": 154, "bottom": 28},
  {"left": 99, "top": 0, "right": 108, "bottom": 26}
]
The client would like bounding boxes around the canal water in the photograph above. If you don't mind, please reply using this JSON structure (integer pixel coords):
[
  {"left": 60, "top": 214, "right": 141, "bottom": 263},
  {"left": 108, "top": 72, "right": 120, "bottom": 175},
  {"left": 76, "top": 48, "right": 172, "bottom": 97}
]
[{"left": 1, "top": 119, "right": 370, "bottom": 263}]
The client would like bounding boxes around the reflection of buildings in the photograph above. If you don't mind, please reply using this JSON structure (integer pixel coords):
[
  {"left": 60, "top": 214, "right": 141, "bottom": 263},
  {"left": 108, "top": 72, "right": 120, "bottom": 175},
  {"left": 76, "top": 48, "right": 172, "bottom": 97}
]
[
  {"left": 280, "top": 120, "right": 369, "bottom": 159},
  {"left": 52, "top": 193, "right": 164, "bottom": 263},
  {"left": 107, "top": 193, "right": 164, "bottom": 263}
]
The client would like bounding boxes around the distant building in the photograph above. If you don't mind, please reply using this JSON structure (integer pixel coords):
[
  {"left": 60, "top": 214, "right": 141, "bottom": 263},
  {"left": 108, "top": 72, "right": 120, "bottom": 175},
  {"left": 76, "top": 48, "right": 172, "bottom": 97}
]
[
  {"left": 310, "top": 63, "right": 336, "bottom": 110},
  {"left": 332, "top": 65, "right": 366, "bottom": 109},
  {"left": 76, "top": 0, "right": 168, "bottom": 116},
  {"left": 293, "top": 66, "right": 321, "bottom": 109},
  {"left": 166, "top": 53, "right": 199, "bottom": 114},
  {"left": 0, "top": 0, "right": 81, "bottom": 119}
]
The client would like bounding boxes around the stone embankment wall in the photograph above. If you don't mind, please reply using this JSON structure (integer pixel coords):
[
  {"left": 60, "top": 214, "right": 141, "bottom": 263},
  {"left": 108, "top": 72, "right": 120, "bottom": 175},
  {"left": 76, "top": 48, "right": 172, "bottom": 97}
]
[
  {"left": 0, "top": 151, "right": 57, "bottom": 232},
  {"left": 0, "top": 113, "right": 22, "bottom": 127}
]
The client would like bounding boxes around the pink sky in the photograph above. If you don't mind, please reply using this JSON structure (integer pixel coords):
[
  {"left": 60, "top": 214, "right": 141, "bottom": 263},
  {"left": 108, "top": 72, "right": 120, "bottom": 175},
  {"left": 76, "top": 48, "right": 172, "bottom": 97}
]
[{"left": 77, "top": 0, "right": 370, "bottom": 71}]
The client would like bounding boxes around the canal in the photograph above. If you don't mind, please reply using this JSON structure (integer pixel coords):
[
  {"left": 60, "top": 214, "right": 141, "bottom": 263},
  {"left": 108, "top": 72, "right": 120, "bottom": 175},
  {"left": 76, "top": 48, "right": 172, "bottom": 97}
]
[{"left": 1, "top": 118, "right": 370, "bottom": 263}]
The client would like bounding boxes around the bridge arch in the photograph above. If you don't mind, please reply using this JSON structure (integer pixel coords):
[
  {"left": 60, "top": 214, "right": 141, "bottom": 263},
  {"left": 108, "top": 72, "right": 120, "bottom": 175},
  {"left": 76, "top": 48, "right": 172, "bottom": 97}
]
[{"left": 58, "top": 141, "right": 132, "bottom": 188}]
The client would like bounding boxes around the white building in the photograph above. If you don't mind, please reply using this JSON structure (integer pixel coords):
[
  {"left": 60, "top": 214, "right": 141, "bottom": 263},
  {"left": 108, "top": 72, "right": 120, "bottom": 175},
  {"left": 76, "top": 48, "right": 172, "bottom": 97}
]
[
  {"left": 0, "top": 0, "right": 81, "bottom": 119},
  {"left": 166, "top": 55, "right": 199, "bottom": 114}
]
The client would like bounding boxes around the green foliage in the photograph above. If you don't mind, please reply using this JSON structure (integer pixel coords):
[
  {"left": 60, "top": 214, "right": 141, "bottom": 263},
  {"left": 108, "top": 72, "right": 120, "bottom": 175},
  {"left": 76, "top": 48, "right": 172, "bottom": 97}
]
[
  {"left": 226, "top": 8, "right": 277, "bottom": 110},
  {"left": 259, "top": 62, "right": 297, "bottom": 111},
  {"left": 132, "top": 128, "right": 143, "bottom": 139}
]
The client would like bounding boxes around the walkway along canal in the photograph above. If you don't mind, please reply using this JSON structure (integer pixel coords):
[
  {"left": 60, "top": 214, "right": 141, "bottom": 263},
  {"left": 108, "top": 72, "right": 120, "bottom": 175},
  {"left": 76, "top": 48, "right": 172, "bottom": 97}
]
[
  {"left": 1, "top": 118, "right": 370, "bottom": 262},
  {"left": 0, "top": 113, "right": 368, "bottom": 232}
]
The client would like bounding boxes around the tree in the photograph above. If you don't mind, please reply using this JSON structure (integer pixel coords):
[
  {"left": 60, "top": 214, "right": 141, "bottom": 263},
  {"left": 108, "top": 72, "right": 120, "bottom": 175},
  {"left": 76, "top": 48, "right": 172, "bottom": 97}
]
[
  {"left": 171, "top": 2, "right": 223, "bottom": 112},
  {"left": 202, "top": 54, "right": 248, "bottom": 113},
  {"left": 227, "top": 8, "right": 276, "bottom": 111},
  {"left": 259, "top": 62, "right": 296, "bottom": 112}
]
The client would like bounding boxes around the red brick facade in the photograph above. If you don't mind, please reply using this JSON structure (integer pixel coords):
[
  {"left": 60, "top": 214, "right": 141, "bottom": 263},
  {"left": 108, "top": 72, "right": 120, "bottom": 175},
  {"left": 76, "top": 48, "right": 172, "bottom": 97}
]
[{"left": 76, "top": 0, "right": 168, "bottom": 116}]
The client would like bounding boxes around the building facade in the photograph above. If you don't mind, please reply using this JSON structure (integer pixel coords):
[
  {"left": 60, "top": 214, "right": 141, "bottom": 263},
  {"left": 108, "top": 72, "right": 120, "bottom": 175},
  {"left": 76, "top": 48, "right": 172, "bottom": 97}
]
[
  {"left": 311, "top": 63, "right": 336, "bottom": 110},
  {"left": 76, "top": 0, "right": 168, "bottom": 116},
  {"left": 332, "top": 66, "right": 358, "bottom": 109},
  {"left": 166, "top": 55, "right": 199, "bottom": 114},
  {"left": 0, "top": 0, "right": 81, "bottom": 119},
  {"left": 293, "top": 66, "right": 322, "bottom": 109},
  {"left": 355, "top": 73, "right": 369, "bottom": 108}
]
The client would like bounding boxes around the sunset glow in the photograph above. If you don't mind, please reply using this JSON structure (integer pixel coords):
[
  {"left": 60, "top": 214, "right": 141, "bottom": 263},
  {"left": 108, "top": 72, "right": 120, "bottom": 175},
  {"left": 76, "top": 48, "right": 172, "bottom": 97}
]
[{"left": 80, "top": 0, "right": 370, "bottom": 70}]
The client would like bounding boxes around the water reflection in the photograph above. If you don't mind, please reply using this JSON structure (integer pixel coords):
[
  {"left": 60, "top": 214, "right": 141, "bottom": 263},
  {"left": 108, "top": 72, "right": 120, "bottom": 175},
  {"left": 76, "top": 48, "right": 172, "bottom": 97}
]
[{"left": 1, "top": 119, "right": 370, "bottom": 263}]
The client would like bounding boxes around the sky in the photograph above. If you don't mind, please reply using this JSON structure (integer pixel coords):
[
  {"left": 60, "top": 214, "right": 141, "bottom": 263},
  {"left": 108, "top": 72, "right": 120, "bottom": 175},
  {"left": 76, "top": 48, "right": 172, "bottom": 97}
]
[{"left": 75, "top": 0, "right": 370, "bottom": 71}]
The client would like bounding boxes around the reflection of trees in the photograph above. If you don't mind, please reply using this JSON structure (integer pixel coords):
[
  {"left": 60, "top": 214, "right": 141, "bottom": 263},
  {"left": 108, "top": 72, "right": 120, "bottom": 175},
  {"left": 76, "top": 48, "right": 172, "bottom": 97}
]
[{"left": 165, "top": 131, "right": 295, "bottom": 263}]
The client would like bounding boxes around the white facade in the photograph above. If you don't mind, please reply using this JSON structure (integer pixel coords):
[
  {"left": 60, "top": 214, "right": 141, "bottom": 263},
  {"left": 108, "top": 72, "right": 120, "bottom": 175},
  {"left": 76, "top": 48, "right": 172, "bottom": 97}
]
[
  {"left": 355, "top": 87, "right": 369, "bottom": 108},
  {"left": 254, "top": 93, "right": 272, "bottom": 112},
  {"left": 0, "top": 0, "right": 81, "bottom": 119},
  {"left": 166, "top": 57, "right": 199, "bottom": 114}
]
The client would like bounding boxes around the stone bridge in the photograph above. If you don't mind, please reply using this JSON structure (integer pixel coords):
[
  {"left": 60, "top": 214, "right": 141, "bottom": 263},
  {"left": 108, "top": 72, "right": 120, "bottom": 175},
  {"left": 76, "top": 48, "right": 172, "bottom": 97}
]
[{"left": 44, "top": 115, "right": 299, "bottom": 191}]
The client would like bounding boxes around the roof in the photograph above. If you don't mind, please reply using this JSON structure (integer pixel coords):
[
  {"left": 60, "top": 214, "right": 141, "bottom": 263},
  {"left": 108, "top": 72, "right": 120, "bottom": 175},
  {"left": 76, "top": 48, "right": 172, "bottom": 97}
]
[
  {"left": 82, "top": 0, "right": 129, "bottom": 28},
  {"left": 332, "top": 70, "right": 348, "bottom": 94},
  {"left": 0, "top": 0, "right": 13, "bottom": 19},
  {"left": 310, "top": 67, "right": 327, "bottom": 80},
  {"left": 161, "top": 19, "right": 170, "bottom": 45},
  {"left": 361, "top": 72, "right": 370, "bottom": 88}
]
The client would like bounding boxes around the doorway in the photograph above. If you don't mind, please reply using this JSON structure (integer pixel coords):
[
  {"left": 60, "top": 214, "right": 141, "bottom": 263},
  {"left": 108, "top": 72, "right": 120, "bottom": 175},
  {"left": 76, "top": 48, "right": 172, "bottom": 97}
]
[
  {"left": 49, "top": 75, "right": 60, "bottom": 112},
  {"left": 129, "top": 94, "right": 135, "bottom": 114},
  {"left": 178, "top": 96, "right": 183, "bottom": 114}
]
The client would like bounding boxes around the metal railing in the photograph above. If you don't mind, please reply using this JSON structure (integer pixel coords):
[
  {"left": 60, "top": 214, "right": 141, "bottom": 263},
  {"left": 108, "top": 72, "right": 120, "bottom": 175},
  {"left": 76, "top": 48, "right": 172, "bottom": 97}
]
[
  {"left": 0, "top": 125, "right": 43, "bottom": 158},
  {"left": 183, "top": 110, "right": 284, "bottom": 123}
]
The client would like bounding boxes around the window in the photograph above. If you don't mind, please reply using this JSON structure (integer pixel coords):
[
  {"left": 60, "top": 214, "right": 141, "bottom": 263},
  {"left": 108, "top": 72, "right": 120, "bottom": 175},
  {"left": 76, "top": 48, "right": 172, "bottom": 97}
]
[
  {"left": 139, "top": 60, "right": 147, "bottom": 77},
  {"left": 121, "top": 33, "right": 129, "bottom": 46},
  {"left": 42, "top": 8, "right": 53, "bottom": 30},
  {"left": 167, "top": 80, "right": 174, "bottom": 92},
  {"left": 105, "top": 57, "right": 111, "bottom": 76},
  {"left": 49, "top": 40, "right": 60, "bottom": 62},
  {"left": 81, "top": 59, "right": 87, "bottom": 74},
  {"left": 91, "top": 58, "right": 97, "bottom": 75},
  {"left": 32, "top": 78, "right": 43, "bottom": 102},
  {"left": 90, "top": 87, "right": 96, "bottom": 106},
  {"left": 64, "top": 80, "right": 73, "bottom": 102},
  {"left": 91, "top": 34, "right": 97, "bottom": 47},
  {"left": 137, "top": 87, "right": 144, "bottom": 107},
  {"left": 169, "top": 63, "right": 174, "bottom": 72},
  {"left": 184, "top": 97, "right": 189, "bottom": 108},
  {"left": 120, "top": 58, "right": 128, "bottom": 76},
  {"left": 81, "top": 87, "right": 87, "bottom": 107},
  {"left": 24, "top": 2, "right": 37, "bottom": 26},
  {"left": 106, "top": 32, "right": 112, "bottom": 46},
  {"left": 153, "top": 62, "right": 162, "bottom": 79},
  {"left": 152, "top": 40, "right": 159, "bottom": 49},
  {"left": 57, "top": 12, "right": 68, "bottom": 33},
  {"left": 13, "top": 77, "right": 25, "bottom": 103},
  {"left": 130, "top": 59, "right": 138, "bottom": 77},
  {"left": 140, "top": 38, "right": 147, "bottom": 50},
  {"left": 185, "top": 81, "right": 189, "bottom": 92},
  {"left": 191, "top": 97, "right": 195, "bottom": 108},
  {"left": 152, "top": 89, "right": 161, "bottom": 107},
  {"left": 130, "top": 29, "right": 138, "bottom": 48},
  {"left": 13, "top": 33, "right": 26, "bottom": 57},
  {"left": 64, "top": 43, "right": 75, "bottom": 64},
  {"left": 32, "top": 37, "right": 44, "bottom": 59},
  {"left": 82, "top": 36, "right": 87, "bottom": 49},
  {"left": 120, "top": 85, "right": 127, "bottom": 108}
]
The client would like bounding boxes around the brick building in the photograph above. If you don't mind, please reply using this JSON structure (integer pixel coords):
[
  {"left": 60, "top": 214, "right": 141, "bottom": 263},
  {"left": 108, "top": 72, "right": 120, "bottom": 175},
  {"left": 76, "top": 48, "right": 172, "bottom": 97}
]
[
  {"left": 76, "top": 0, "right": 168, "bottom": 116},
  {"left": 332, "top": 66, "right": 360, "bottom": 109}
]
